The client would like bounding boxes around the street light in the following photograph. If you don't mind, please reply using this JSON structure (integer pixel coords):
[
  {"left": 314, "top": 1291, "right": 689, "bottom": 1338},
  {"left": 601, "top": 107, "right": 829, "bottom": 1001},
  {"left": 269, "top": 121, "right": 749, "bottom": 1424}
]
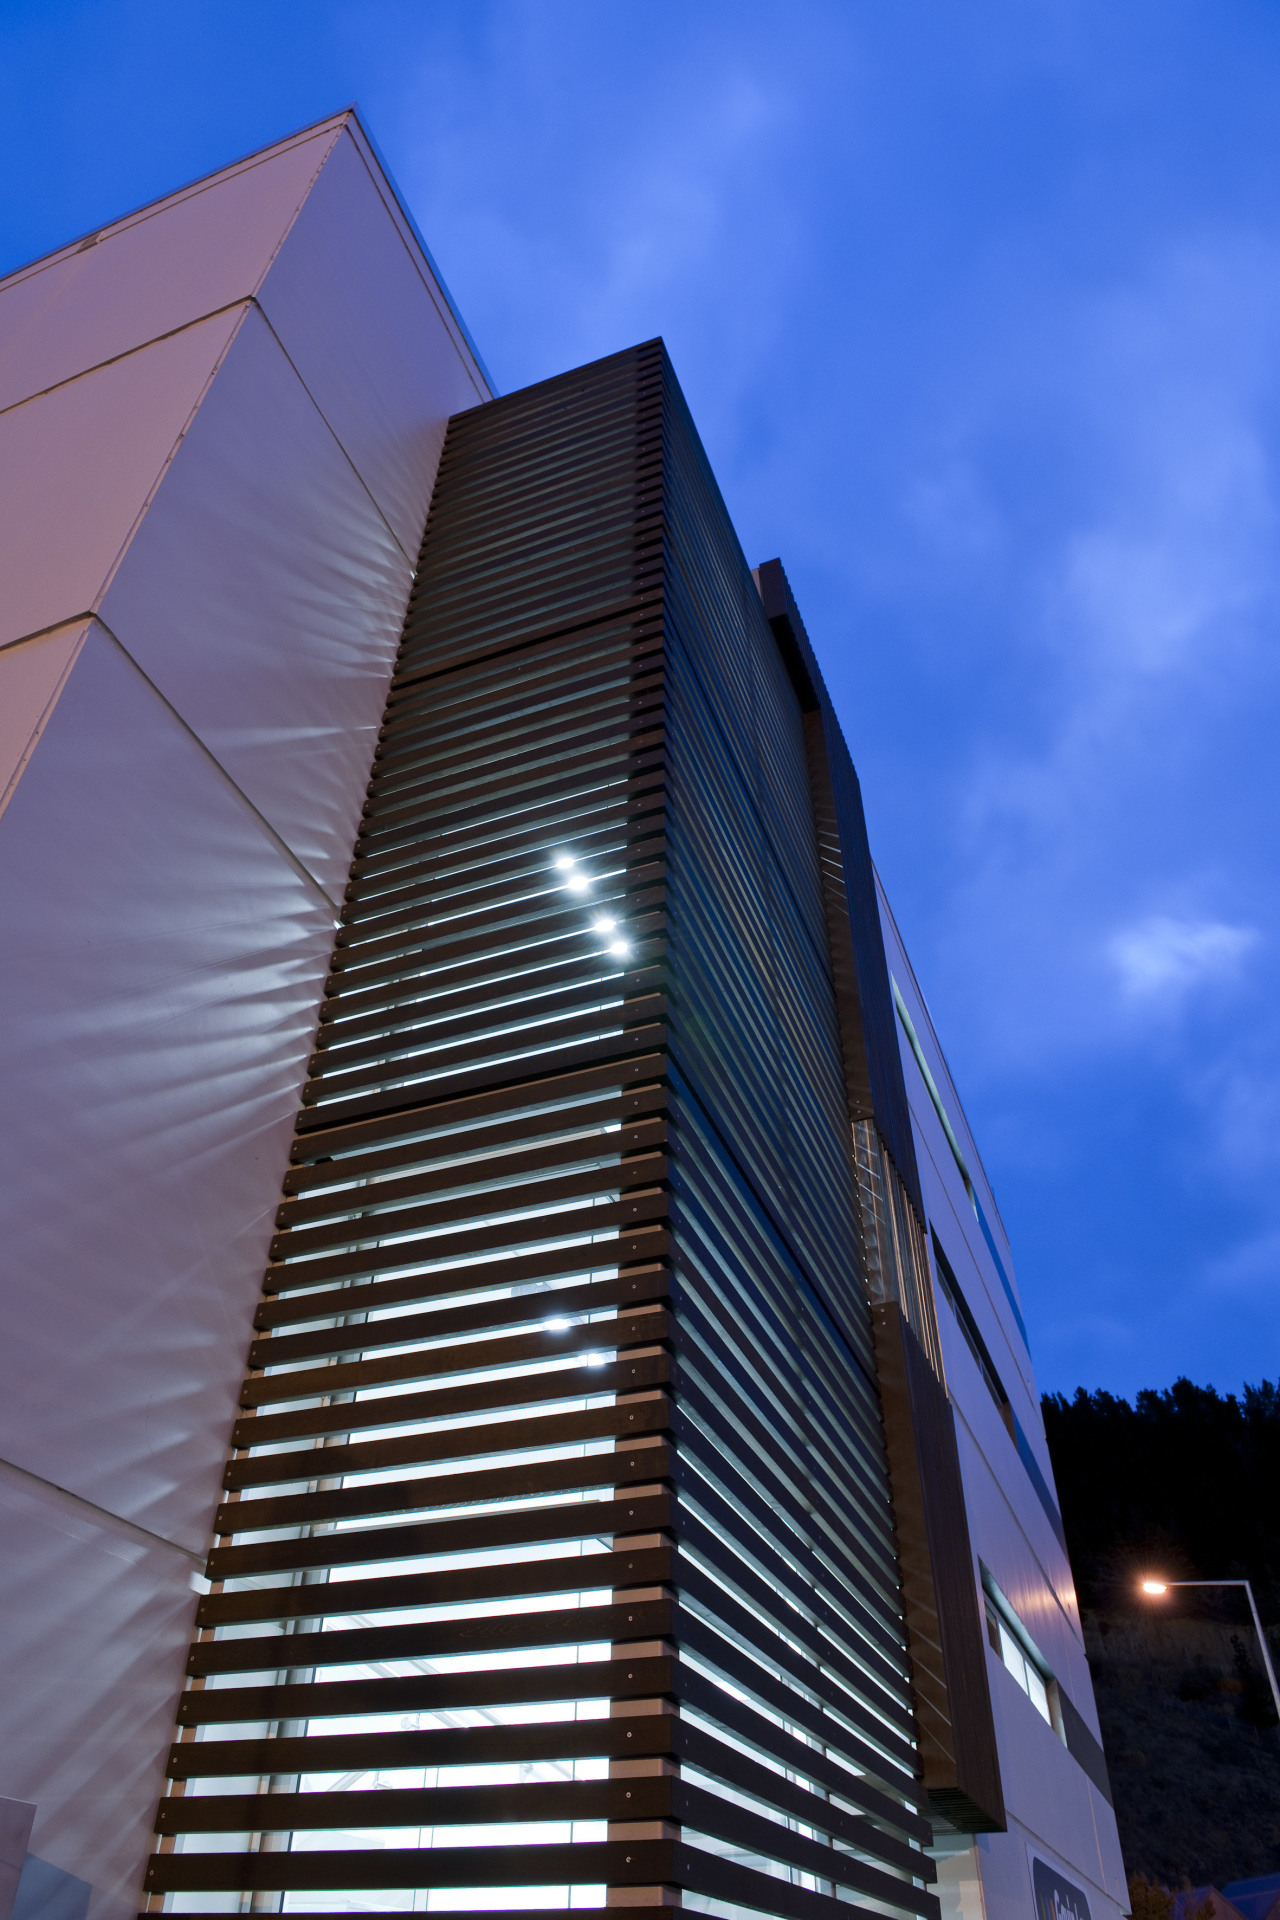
[{"left": 1138, "top": 1576, "right": 1280, "bottom": 1722}]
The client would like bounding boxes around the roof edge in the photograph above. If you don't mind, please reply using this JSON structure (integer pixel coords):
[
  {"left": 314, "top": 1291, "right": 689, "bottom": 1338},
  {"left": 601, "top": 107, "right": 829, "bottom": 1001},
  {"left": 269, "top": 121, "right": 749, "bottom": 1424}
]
[
  {"left": 346, "top": 104, "right": 496, "bottom": 397},
  {"left": 0, "top": 106, "right": 356, "bottom": 290}
]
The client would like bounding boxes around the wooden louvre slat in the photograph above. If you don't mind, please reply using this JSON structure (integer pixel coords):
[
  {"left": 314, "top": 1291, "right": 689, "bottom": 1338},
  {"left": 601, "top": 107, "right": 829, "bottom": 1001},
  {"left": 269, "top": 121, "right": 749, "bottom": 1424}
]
[
  {"left": 147, "top": 1837, "right": 932, "bottom": 1920},
  {"left": 194, "top": 1542, "right": 677, "bottom": 1632}
]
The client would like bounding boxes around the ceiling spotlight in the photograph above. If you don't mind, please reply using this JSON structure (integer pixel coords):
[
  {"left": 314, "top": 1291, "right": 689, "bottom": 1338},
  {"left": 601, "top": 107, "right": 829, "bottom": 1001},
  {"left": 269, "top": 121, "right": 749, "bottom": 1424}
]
[
  {"left": 542, "top": 1317, "right": 570, "bottom": 1333},
  {"left": 592, "top": 917, "right": 617, "bottom": 933},
  {"left": 608, "top": 940, "right": 630, "bottom": 958},
  {"left": 1141, "top": 1580, "right": 1168, "bottom": 1595},
  {"left": 553, "top": 854, "right": 576, "bottom": 872},
  {"left": 566, "top": 873, "right": 591, "bottom": 893},
  {"left": 582, "top": 1352, "right": 608, "bottom": 1368}
]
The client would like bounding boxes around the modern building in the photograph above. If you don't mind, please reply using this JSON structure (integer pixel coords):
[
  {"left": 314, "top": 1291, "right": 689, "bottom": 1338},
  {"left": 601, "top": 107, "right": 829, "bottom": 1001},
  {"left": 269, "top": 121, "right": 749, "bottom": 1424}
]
[{"left": 0, "top": 113, "right": 1125, "bottom": 1920}]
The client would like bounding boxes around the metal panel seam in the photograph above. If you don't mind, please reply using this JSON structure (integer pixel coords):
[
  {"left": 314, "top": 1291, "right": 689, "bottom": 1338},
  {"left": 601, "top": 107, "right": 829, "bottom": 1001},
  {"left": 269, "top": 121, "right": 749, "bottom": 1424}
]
[
  {"left": 0, "top": 299, "right": 255, "bottom": 426},
  {"left": 90, "top": 617, "right": 341, "bottom": 912},
  {"left": 0, "top": 1454, "right": 205, "bottom": 1564}
]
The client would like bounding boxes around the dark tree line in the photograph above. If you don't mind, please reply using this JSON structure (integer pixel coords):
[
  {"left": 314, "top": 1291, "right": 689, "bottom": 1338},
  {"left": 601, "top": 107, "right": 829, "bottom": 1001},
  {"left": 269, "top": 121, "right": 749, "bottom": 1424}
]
[{"left": 1042, "top": 1378, "right": 1280, "bottom": 1622}]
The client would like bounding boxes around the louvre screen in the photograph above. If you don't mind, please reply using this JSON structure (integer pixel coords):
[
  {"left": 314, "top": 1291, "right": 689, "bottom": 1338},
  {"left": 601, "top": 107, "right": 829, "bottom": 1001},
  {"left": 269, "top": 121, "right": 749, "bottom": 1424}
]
[{"left": 142, "top": 342, "right": 936, "bottom": 1920}]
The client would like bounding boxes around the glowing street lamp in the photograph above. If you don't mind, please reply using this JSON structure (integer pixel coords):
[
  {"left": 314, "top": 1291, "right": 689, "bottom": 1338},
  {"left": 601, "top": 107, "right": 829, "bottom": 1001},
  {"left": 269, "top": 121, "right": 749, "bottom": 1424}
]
[{"left": 1138, "top": 1575, "right": 1280, "bottom": 1721}]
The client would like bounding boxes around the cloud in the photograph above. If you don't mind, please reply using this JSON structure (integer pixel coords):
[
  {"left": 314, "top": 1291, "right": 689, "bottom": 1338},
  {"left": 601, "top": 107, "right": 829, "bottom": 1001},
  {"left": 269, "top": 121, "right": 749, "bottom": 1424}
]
[
  {"left": 391, "top": 5, "right": 803, "bottom": 397},
  {"left": 1202, "top": 1223, "right": 1280, "bottom": 1302},
  {"left": 1108, "top": 914, "right": 1259, "bottom": 1003},
  {"left": 1049, "top": 241, "right": 1280, "bottom": 683}
]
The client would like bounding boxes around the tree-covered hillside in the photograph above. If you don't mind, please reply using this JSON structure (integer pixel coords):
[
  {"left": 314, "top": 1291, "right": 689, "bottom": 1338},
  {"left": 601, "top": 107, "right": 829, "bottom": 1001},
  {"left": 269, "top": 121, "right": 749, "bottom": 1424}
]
[
  {"left": 1043, "top": 1379, "right": 1280, "bottom": 1619},
  {"left": 1042, "top": 1380, "right": 1280, "bottom": 1885}
]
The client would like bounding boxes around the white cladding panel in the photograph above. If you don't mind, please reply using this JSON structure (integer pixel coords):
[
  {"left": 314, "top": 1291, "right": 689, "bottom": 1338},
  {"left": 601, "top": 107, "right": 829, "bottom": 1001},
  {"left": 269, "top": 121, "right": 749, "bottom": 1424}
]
[
  {"left": 0, "top": 123, "right": 340, "bottom": 412},
  {"left": 985, "top": 1645, "right": 1127, "bottom": 1912},
  {"left": 952, "top": 1415, "right": 1098, "bottom": 1740},
  {"left": 99, "top": 302, "right": 411, "bottom": 899},
  {"left": 0, "top": 621, "right": 89, "bottom": 818},
  {"left": 259, "top": 124, "right": 489, "bottom": 557},
  {"left": 0, "top": 307, "right": 243, "bottom": 650},
  {"left": 0, "top": 1462, "right": 195, "bottom": 1920},
  {"left": 0, "top": 626, "right": 334, "bottom": 1546}
]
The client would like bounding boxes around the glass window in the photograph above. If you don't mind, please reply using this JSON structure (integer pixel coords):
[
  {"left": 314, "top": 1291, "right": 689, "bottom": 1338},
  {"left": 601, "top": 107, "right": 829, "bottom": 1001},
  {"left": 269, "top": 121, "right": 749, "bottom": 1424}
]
[
  {"left": 1024, "top": 1662, "right": 1052, "bottom": 1724},
  {"left": 986, "top": 1594, "right": 1057, "bottom": 1732}
]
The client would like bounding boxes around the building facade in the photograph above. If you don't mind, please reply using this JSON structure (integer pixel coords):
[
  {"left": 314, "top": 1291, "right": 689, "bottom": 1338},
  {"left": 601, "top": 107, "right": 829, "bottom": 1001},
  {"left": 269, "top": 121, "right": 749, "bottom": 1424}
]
[{"left": 0, "top": 121, "right": 1124, "bottom": 1920}]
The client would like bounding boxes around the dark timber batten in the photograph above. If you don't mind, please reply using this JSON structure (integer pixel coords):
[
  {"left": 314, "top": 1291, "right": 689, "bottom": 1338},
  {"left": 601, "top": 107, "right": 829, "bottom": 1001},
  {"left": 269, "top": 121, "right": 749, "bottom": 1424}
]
[
  {"left": 141, "top": 342, "right": 959, "bottom": 1918},
  {"left": 755, "top": 560, "right": 1004, "bottom": 1835}
]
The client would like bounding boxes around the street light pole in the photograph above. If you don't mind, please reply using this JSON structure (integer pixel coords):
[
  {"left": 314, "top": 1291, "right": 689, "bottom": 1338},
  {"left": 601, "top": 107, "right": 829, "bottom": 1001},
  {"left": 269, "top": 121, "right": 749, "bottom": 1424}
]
[{"left": 1139, "top": 1577, "right": 1280, "bottom": 1724}]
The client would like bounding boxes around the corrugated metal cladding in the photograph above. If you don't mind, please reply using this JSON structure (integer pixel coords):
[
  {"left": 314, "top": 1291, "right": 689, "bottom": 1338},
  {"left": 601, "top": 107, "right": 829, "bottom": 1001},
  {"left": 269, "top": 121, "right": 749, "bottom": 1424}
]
[{"left": 142, "top": 341, "right": 939, "bottom": 1920}]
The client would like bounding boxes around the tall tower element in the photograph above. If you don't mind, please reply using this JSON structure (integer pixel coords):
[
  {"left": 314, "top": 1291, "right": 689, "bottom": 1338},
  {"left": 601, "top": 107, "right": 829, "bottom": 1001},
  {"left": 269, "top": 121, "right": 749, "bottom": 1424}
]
[{"left": 142, "top": 339, "right": 946, "bottom": 1920}]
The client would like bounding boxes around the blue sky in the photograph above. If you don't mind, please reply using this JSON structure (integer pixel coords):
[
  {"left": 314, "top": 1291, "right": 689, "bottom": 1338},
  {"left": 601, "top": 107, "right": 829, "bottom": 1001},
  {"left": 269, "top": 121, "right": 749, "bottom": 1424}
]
[{"left": 3, "top": 0, "right": 1278, "bottom": 1401}]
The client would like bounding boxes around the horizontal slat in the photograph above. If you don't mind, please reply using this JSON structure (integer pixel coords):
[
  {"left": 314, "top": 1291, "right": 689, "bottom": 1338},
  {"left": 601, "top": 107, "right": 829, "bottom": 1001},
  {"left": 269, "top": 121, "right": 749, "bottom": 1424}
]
[
  {"left": 149, "top": 1782, "right": 930, "bottom": 1913},
  {"left": 252, "top": 1229, "right": 669, "bottom": 1334},
  {"left": 672, "top": 1545, "right": 913, "bottom": 1745},
  {"left": 196, "top": 1542, "right": 675, "bottom": 1631},
  {"left": 286, "top": 1053, "right": 667, "bottom": 1167},
  {"left": 674, "top": 1394, "right": 906, "bottom": 1653},
  {"left": 267, "top": 1147, "right": 667, "bottom": 1264},
  {"left": 145, "top": 1837, "right": 935, "bottom": 1920},
  {"left": 346, "top": 810, "right": 666, "bottom": 921},
  {"left": 295, "top": 1019, "right": 670, "bottom": 1133},
  {"left": 313, "top": 956, "right": 663, "bottom": 1065},
  {"left": 361, "top": 696, "right": 667, "bottom": 827},
  {"left": 672, "top": 1647, "right": 919, "bottom": 1835},
  {"left": 177, "top": 1653, "right": 676, "bottom": 1725},
  {"left": 374, "top": 650, "right": 662, "bottom": 768},
  {"left": 348, "top": 765, "right": 666, "bottom": 890},
  {"left": 259, "top": 1178, "right": 669, "bottom": 1295},
  {"left": 229, "top": 1346, "right": 672, "bottom": 1451},
  {"left": 276, "top": 1113, "right": 668, "bottom": 1228},
  {"left": 248, "top": 1264, "right": 669, "bottom": 1370},
  {"left": 347, "top": 744, "right": 664, "bottom": 873},
  {"left": 321, "top": 870, "right": 667, "bottom": 993},
  {"left": 402, "top": 570, "right": 660, "bottom": 679},
  {"left": 215, "top": 1440, "right": 671, "bottom": 1536},
  {"left": 358, "top": 720, "right": 666, "bottom": 860},
  {"left": 205, "top": 1489, "right": 673, "bottom": 1582},
  {"left": 309, "top": 1002, "right": 647, "bottom": 1095},
  {"left": 349, "top": 729, "right": 663, "bottom": 861},
  {"left": 187, "top": 1594, "right": 675, "bottom": 1677},
  {"left": 222, "top": 1389, "right": 671, "bottom": 1492},
  {"left": 314, "top": 934, "right": 666, "bottom": 1046},
  {"left": 281, "top": 1081, "right": 663, "bottom": 1191},
  {"left": 154, "top": 1716, "right": 926, "bottom": 1865},
  {"left": 166, "top": 1713, "right": 677, "bottom": 1780},
  {"left": 155, "top": 1774, "right": 669, "bottom": 1832},
  {"left": 348, "top": 796, "right": 663, "bottom": 903},
  {"left": 308, "top": 963, "right": 645, "bottom": 1071},
  {"left": 238, "top": 1306, "right": 671, "bottom": 1410}
]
